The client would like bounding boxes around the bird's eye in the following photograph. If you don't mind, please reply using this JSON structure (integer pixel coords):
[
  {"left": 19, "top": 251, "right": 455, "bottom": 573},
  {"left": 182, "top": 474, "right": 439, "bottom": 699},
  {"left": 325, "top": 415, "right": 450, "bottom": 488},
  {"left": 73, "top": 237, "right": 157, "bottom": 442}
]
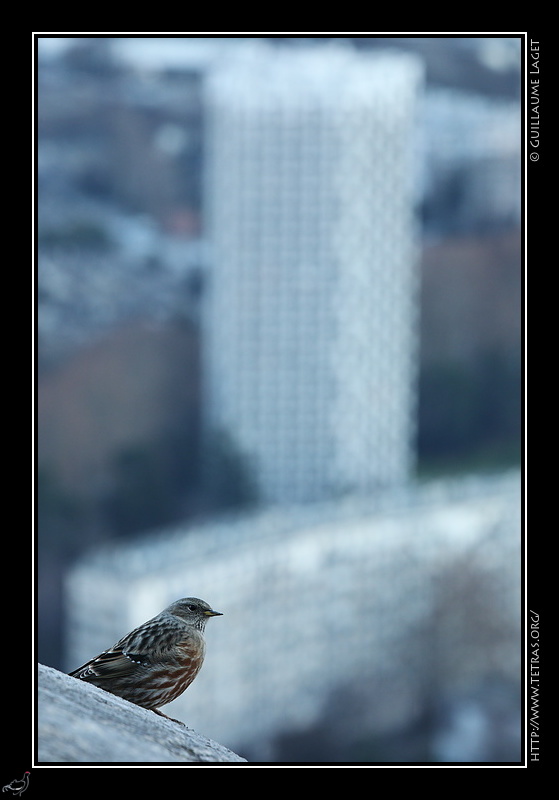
[{"left": 187, "top": 604, "right": 197, "bottom": 612}]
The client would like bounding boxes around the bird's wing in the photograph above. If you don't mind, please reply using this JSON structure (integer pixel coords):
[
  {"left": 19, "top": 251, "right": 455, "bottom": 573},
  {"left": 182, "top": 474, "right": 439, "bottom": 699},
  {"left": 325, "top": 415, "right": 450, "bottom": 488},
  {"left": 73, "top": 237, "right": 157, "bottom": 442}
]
[
  {"left": 68, "top": 615, "right": 198, "bottom": 681},
  {"left": 68, "top": 647, "right": 148, "bottom": 681}
]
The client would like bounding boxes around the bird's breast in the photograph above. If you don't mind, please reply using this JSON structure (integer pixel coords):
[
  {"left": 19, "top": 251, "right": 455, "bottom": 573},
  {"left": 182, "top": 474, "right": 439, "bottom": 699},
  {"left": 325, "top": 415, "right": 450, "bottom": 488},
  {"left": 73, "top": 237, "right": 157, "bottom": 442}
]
[{"left": 175, "top": 633, "right": 206, "bottom": 670}]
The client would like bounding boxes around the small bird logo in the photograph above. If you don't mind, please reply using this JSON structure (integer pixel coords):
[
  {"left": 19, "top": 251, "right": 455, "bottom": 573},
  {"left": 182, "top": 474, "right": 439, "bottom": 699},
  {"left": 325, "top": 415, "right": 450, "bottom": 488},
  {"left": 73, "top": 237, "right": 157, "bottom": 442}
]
[
  {"left": 2, "top": 772, "right": 30, "bottom": 796},
  {"left": 68, "top": 598, "right": 222, "bottom": 723}
]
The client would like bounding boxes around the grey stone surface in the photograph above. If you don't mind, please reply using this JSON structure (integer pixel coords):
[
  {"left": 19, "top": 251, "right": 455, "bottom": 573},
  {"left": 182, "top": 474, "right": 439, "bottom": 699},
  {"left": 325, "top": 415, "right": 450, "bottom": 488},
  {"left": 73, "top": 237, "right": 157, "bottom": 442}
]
[{"left": 37, "top": 663, "right": 247, "bottom": 764}]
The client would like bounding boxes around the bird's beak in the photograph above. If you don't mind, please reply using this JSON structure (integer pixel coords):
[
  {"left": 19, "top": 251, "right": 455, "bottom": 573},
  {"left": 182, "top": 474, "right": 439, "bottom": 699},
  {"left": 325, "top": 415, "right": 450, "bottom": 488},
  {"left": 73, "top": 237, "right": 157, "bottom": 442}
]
[{"left": 204, "top": 609, "right": 223, "bottom": 617}]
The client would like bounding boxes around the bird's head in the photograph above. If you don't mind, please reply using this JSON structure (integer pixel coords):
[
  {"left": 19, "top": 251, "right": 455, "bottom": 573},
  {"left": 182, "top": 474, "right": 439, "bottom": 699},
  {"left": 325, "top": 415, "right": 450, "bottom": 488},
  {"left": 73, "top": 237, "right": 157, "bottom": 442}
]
[{"left": 166, "top": 597, "right": 223, "bottom": 630}]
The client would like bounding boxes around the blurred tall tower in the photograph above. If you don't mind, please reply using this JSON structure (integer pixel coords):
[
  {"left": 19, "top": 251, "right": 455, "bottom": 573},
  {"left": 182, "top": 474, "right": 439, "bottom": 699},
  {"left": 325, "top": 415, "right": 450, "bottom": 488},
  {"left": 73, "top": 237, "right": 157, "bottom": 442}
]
[{"left": 203, "top": 46, "right": 423, "bottom": 504}]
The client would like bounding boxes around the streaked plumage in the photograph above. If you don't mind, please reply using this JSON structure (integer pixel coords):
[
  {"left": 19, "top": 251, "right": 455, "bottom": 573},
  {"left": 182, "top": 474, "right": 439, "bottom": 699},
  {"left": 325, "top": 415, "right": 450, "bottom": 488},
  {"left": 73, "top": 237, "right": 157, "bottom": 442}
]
[{"left": 69, "top": 597, "right": 222, "bottom": 721}]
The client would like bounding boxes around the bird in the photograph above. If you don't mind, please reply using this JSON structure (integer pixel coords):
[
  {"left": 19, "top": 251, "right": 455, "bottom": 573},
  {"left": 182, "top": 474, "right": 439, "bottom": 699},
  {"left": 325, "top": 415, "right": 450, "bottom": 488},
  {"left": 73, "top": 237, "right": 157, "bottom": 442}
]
[
  {"left": 2, "top": 772, "right": 30, "bottom": 796},
  {"left": 68, "top": 597, "right": 222, "bottom": 723}
]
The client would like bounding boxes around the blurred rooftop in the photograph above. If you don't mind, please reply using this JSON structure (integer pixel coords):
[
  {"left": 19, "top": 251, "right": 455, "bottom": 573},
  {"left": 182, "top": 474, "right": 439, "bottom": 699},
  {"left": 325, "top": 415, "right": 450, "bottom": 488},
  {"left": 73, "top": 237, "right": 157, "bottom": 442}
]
[{"left": 66, "top": 469, "right": 521, "bottom": 762}]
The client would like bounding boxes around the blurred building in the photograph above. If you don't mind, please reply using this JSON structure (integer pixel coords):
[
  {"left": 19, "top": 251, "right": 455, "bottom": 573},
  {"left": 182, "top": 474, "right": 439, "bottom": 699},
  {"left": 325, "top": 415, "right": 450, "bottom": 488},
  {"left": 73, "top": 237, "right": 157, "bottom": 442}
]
[
  {"left": 65, "top": 470, "right": 521, "bottom": 762},
  {"left": 202, "top": 46, "right": 423, "bottom": 504}
]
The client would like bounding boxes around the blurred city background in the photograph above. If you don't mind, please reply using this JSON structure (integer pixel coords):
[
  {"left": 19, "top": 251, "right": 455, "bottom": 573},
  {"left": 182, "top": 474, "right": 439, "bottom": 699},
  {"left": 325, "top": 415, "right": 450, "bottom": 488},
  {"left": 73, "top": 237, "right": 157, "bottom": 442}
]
[{"left": 36, "top": 36, "right": 523, "bottom": 763}]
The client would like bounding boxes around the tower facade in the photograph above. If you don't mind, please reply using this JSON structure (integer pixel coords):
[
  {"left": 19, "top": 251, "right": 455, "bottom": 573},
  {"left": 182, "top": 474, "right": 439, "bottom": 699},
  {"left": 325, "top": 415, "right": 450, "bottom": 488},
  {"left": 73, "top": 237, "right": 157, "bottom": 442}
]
[{"left": 203, "top": 46, "right": 423, "bottom": 504}]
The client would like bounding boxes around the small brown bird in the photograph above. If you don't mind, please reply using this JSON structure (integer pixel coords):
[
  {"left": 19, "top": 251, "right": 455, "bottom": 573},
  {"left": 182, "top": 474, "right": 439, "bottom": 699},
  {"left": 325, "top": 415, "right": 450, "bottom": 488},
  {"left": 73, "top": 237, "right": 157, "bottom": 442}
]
[{"left": 68, "top": 597, "right": 222, "bottom": 722}]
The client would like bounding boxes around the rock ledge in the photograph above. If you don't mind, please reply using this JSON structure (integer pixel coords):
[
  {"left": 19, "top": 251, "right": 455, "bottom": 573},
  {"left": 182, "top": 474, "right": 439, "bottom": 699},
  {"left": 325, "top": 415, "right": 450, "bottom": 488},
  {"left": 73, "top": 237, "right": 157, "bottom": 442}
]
[{"left": 38, "top": 663, "right": 247, "bottom": 763}]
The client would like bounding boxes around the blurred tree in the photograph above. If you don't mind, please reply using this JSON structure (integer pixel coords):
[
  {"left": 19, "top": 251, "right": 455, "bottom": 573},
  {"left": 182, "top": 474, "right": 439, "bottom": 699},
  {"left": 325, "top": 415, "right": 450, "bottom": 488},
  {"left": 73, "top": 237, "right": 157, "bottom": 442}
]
[
  {"left": 202, "top": 430, "right": 259, "bottom": 512},
  {"left": 103, "top": 430, "right": 200, "bottom": 538},
  {"left": 37, "top": 467, "right": 87, "bottom": 668},
  {"left": 38, "top": 221, "right": 115, "bottom": 251},
  {"left": 38, "top": 467, "right": 85, "bottom": 555},
  {"left": 417, "top": 348, "right": 520, "bottom": 471}
]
